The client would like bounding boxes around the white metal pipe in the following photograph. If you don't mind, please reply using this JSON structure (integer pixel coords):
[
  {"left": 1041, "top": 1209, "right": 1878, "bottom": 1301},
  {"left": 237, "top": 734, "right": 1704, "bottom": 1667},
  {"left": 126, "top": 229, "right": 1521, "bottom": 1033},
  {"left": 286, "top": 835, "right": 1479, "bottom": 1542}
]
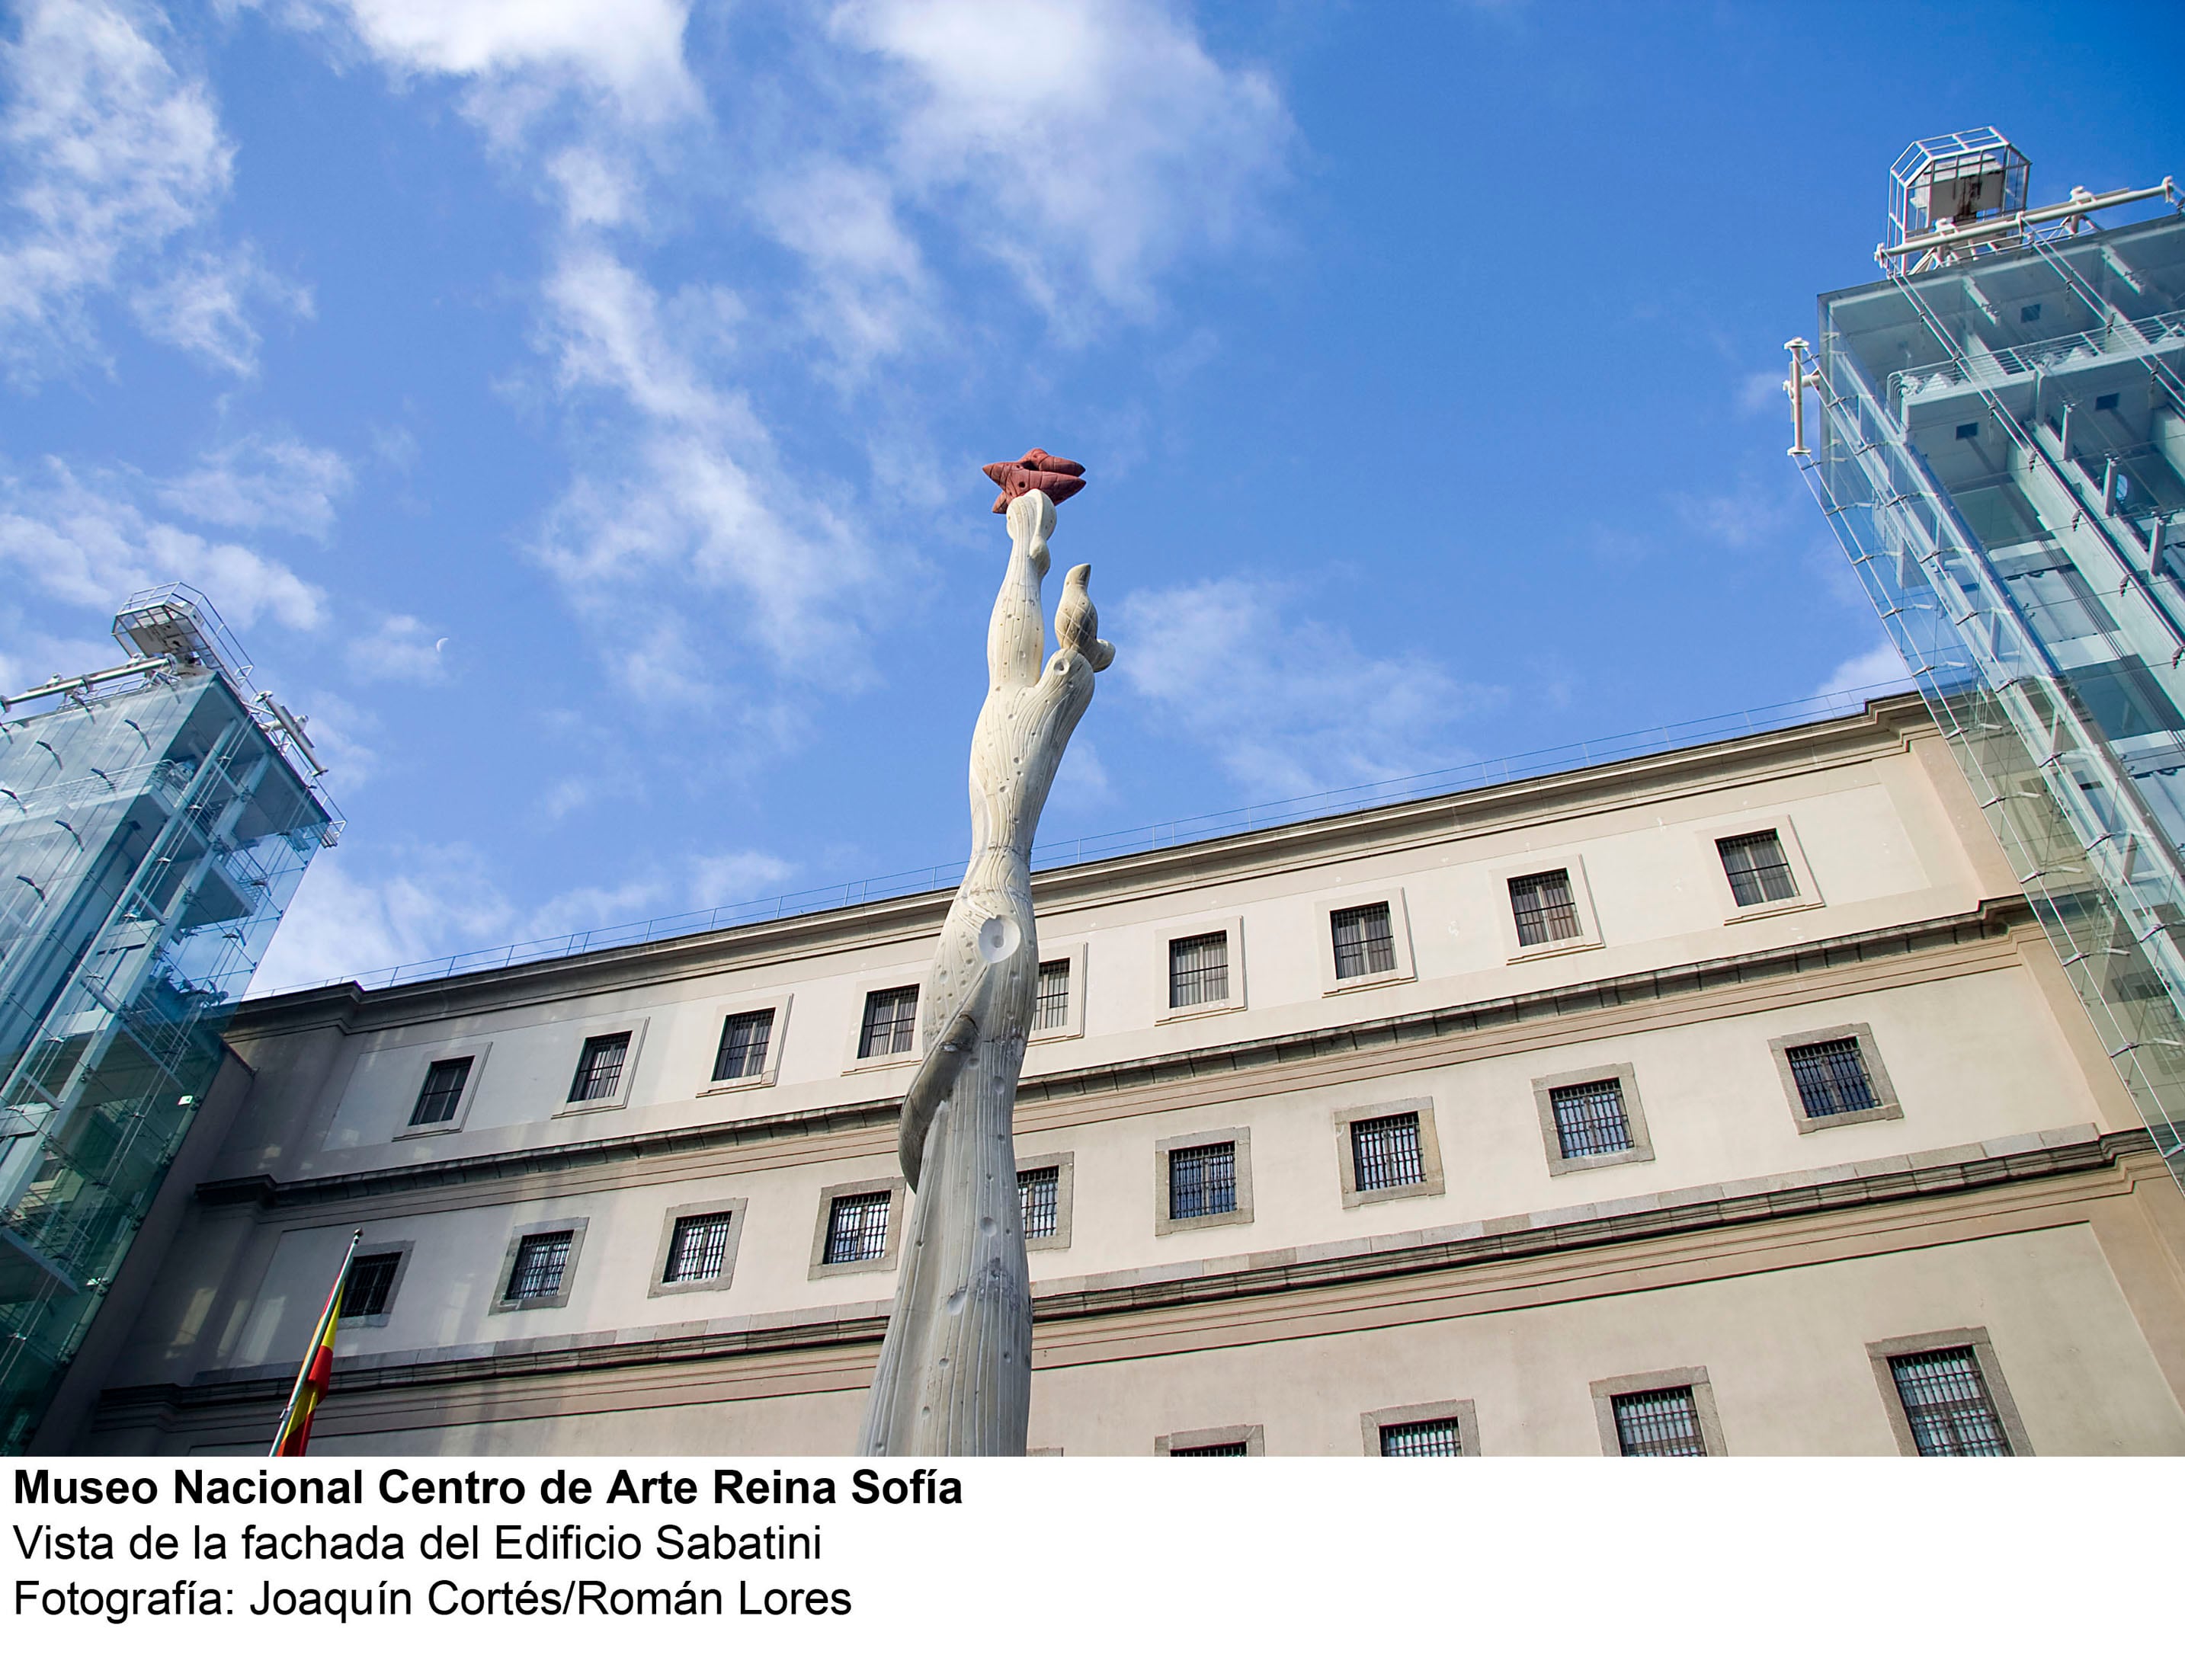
[{"left": 1877, "top": 178, "right": 2180, "bottom": 267}]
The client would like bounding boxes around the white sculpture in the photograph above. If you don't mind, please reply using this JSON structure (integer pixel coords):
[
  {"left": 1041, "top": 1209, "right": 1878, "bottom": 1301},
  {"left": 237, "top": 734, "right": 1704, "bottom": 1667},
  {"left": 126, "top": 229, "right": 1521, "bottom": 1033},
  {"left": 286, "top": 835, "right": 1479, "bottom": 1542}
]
[{"left": 858, "top": 475, "right": 1113, "bottom": 1456}]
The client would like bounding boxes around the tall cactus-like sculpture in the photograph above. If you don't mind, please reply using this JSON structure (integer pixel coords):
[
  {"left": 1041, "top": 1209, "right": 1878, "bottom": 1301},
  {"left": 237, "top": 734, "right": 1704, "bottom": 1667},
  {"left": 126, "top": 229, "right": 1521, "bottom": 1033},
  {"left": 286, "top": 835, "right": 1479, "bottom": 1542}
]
[{"left": 858, "top": 452, "right": 1113, "bottom": 1456}]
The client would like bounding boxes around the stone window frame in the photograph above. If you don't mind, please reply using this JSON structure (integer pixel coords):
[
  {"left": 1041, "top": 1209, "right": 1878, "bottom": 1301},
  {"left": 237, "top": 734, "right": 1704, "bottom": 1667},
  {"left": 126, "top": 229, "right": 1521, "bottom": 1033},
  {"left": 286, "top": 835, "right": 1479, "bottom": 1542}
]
[
  {"left": 552, "top": 1016, "right": 650, "bottom": 1118},
  {"left": 806, "top": 1176, "right": 908, "bottom": 1280},
  {"left": 1866, "top": 1326, "right": 2035, "bottom": 1458},
  {"left": 1153, "top": 1125, "right": 1254, "bottom": 1236},
  {"left": 1314, "top": 886, "right": 1418, "bottom": 996},
  {"left": 1589, "top": 1365, "right": 1727, "bottom": 1457},
  {"left": 1153, "top": 912, "right": 1248, "bottom": 1025},
  {"left": 1333, "top": 1096, "right": 1446, "bottom": 1209},
  {"left": 1768, "top": 1021, "right": 1904, "bottom": 1134},
  {"left": 1360, "top": 1397, "right": 1481, "bottom": 1458},
  {"left": 647, "top": 1195, "right": 750, "bottom": 1299},
  {"left": 338, "top": 1240, "right": 415, "bottom": 1330},
  {"left": 1028, "top": 940, "right": 1088, "bottom": 1044},
  {"left": 1695, "top": 813, "right": 1826, "bottom": 925},
  {"left": 1531, "top": 1062, "right": 1655, "bottom": 1176},
  {"left": 842, "top": 970, "right": 925, "bottom": 1073},
  {"left": 393, "top": 1040, "right": 492, "bottom": 1140},
  {"left": 1015, "top": 1150, "right": 1075, "bottom": 1253},
  {"left": 1155, "top": 1424, "right": 1265, "bottom": 1457},
  {"left": 488, "top": 1216, "right": 590, "bottom": 1315},
  {"left": 1498, "top": 853, "right": 1605, "bottom": 964},
  {"left": 697, "top": 993, "right": 793, "bottom": 1096}
]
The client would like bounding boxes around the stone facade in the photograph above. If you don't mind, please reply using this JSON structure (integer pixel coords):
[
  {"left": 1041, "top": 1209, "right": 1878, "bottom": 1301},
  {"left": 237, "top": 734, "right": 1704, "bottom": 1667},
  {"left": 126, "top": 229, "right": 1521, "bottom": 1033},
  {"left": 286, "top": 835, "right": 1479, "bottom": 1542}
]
[{"left": 45, "top": 696, "right": 2185, "bottom": 1454}]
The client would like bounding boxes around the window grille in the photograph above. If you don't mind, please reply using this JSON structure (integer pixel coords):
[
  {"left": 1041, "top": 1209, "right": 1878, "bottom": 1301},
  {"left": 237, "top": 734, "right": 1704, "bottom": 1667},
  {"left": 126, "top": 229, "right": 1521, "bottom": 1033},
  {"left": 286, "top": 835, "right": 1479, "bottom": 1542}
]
[
  {"left": 1168, "top": 1141, "right": 1236, "bottom": 1221},
  {"left": 1889, "top": 1348, "right": 2012, "bottom": 1456},
  {"left": 824, "top": 1192, "right": 891, "bottom": 1265},
  {"left": 1351, "top": 1113, "right": 1424, "bottom": 1192},
  {"left": 859, "top": 987, "right": 918, "bottom": 1058},
  {"left": 504, "top": 1231, "right": 574, "bottom": 1302},
  {"left": 1785, "top": 1038, "right": 1877, "bottom": 1117},
  {"left": 1613, "top": 1387, "right": 1707, "bottom": 1457},
  {"left": 1168, "top": 933, "right": 1229, "bottom": 1008},
  {"left": 1379, "top": 1417, "right": 1463, "bottom": 1457},
  {"left": 568, "top": 1032, "right": 630, "bottom": 1103},
  {"left": 1508, "top": 870, "right": 1581, "bottom": 946},
  {"left": 1034, "top": 960, "right": 1071, "bottom": 1031},
  {"left": 341, "top": 1252, "right": 400, "bottom": 1318},
  {"left": 662, "top": 1211, "right": 735, "bottom": 1284},
  {"left": 1019, "top": 1166, "right": 1060, "bottom": 1240},
  {"left": 1169, "top": 1441, "right": 1249, "bottom": 1457},
  {"left": 1331, "top": 902, "right": 1395, "bottom": 979},
  {"left": 1716, "top": 830, "right": 1798, "bottom": 907},
  {"left": 712, "top": 1009, "right": 774, "bottom": 1082},
  {"left": 1551, "top": 1079, "right": 1632, "bottom": 1158},
  {"left": 408, "top": 1056, "right": 472, "bottom": 1128}
]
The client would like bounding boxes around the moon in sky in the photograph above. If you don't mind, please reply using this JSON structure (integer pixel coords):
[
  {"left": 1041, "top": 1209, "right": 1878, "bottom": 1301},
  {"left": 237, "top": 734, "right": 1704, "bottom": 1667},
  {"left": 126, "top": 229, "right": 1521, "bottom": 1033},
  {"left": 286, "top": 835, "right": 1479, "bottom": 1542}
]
[{"left": 434, "top": 638, "right": 448, "bottom": 653}]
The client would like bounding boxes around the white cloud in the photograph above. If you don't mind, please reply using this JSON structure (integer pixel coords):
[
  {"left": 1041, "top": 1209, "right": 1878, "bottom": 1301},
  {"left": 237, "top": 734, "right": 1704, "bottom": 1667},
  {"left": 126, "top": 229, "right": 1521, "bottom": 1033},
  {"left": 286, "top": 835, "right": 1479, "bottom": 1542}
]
[
  {"left": 344, "top": 613, "right": 447, "bottom": 683},
  {"left": 249, "top": 846, "right": 517, "bottom": 994},
  {"left": 0, "top": 613, "right": 119, "bottom": 693},
  {"left": 1738, "top": 367, "right": 1786, "bottom": 415},
  {"left": 155, "top": 434, "right": 353, "bottom": 539},
  {"left": 1817, "top": 639, "right": 1910, "bottom": 698},
  {"left": 0, "top": 0, "right": 293, "bottom": 379},
  {"left": 0, "top": 456, "right": 325, "bottom": 629},
  {"left": 754, "top": 158, "right": 928, "bottom": 369},
  {"left": 690, "top": 848, "right": 795, "bottom": 907},
  {"left": 1116, "top": 579, "right": 1502, "bottom": 799},
  {"left": 1672, "top": 484, "right": 1796, "bottom": 550}
]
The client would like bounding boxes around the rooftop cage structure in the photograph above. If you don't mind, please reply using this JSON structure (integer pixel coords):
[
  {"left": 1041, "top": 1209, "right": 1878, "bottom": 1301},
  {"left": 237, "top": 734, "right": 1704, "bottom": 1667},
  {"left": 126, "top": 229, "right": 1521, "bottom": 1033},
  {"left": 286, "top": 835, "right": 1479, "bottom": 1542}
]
[
  {"left": 1789, "top": 134, "right": 2185, "bottom": 1195},
  {"left": 0, "top": 587, "right": 337, "bottom": 1451}
]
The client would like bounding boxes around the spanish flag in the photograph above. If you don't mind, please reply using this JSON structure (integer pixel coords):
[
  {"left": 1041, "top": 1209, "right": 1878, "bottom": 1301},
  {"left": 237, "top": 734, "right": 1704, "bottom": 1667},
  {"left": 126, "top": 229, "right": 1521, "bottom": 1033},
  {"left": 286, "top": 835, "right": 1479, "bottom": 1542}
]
[{"left": 270, "top": 1229, "right": 361, "bottom": 1458}]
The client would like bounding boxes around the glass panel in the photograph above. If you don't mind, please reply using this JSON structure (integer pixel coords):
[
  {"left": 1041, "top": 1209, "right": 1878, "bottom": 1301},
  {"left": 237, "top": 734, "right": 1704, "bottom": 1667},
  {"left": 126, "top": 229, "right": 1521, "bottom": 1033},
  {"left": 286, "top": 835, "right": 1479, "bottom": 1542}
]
[
  {"left": 712, "top": 1010, "right": 774, "bottom": 1082},
  {"left": 1168, "top": 933, "right": 1229, "bottom": 1008},
  {"left": 1716, "top": 831, "right": 1797, "bottom": 907},
  {"left": 859, "top": 987, "right": 918, "bottom": 1058},
  {"left": 408, "top": 1056, "right": 472, "bottom": 1128},
  {"left": 341, "top": 1252, "right": 400, "bottom": 1319},
  {"left": 1331, "top": 902, "right": 1395, "bottom": 978},
  {"left": 569, "top": 1032, "right": 630, "bottom": 1103}
]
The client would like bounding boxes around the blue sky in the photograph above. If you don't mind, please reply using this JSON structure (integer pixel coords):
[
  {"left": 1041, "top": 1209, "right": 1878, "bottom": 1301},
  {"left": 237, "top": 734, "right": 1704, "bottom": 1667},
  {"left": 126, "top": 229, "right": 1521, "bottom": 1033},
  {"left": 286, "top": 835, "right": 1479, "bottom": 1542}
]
[{"left": 5, "top": 1, "right": 2183, "bottom": 991}]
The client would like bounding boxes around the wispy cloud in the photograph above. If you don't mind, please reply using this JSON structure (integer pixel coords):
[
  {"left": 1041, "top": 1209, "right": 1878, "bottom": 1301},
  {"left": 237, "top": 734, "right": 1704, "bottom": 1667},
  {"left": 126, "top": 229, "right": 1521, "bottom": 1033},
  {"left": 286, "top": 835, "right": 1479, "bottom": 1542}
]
[
  {"left": 690, "top": 848, "right": 796, "bottom": 907},
  {"left": 344, "top": 612, "right": 447, "bottom": 683},
  {"left": 155, "top": 434, "right": 353, "bottom": 539},
  {"left": 1817, "top": 639, "right": 1909, "bottom": 698}
]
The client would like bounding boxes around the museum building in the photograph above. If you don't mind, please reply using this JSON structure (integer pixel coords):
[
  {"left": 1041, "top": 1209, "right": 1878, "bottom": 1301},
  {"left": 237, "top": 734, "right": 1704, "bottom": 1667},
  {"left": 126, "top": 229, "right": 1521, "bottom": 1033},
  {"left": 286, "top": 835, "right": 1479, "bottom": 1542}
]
[{"left": 36, "top": 692, "right": 2185, "bottom": 1455}]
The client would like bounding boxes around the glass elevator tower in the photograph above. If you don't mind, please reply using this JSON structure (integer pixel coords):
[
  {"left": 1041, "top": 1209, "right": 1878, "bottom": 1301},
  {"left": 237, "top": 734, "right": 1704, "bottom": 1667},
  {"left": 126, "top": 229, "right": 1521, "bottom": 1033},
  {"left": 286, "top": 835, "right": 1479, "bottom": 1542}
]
[
  {"left": 1793, "top": 130, "right": 2185, "bottom": 1189},
  {"left": 0, "top": 587, "right": 335, "bottom": 1450}
]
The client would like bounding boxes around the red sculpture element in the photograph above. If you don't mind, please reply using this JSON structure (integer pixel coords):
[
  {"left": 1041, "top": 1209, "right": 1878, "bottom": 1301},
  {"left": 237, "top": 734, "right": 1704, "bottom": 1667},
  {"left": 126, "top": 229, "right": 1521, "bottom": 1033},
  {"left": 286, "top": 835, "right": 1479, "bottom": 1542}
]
[{"left": 982, "top": 450, "right": 1086, "bottom": 514}]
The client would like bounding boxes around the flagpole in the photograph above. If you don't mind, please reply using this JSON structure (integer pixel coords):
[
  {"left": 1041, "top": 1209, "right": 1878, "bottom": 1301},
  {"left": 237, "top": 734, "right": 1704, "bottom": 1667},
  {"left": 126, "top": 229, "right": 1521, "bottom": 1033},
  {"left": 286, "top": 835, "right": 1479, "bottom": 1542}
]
[{"left": 269, "top": 1227, "right": 362, "bottom": 1458}]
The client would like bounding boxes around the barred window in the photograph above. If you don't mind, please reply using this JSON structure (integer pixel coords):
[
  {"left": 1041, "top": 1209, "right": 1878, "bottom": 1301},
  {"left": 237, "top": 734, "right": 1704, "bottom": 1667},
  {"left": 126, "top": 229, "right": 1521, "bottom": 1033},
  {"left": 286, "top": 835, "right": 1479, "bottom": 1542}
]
[
  {"left": 1331, "top": 902, "right": 1395, "bottom": 979},
  {"left": 408, "top": 1056, "right": 472, "bottom": 1128},
  {"left": 1785, "top": 1038, "right": 1877, "bottom": 1117},
  {"left": 1169, "top": 1440, "right": 1249, "bottom": 1457},
  {"left": 568, "top": 1032, "right": 630, "bottom": 1103},
  {"left": 1168, "top": 1141, "right": 1236, "bottom": 1221},
  {"left": 823, "top": 1192, "right": 891, "bottom": 1266},
  {"left": 712, "top": 1010, "right": 774, "bottom": 1082},
  {"left": 504, "top": 1232, "right": 574, "bottom": 1302},
  {"left": 1613, "top": 1387, "right": 1707, "bottom": 1457},
  {"left": 1717, "top": 830, "right": 1798, "bottom": 907},
  {"left": 1551, "top": 1079, "right": 1632, "bottom": 1158},
  {"left": 859, "top": 987, "right": 918, "bottom": 1058},
  {"left": 341, "top": 1252, "right": 400, "bottom": 1319},
  {"left": 1034, "top": 960, "right": 1071, "bottom": 1031},
  {"left": 1168, "top": 933, "right": 1229, "bottom": 1009},
  {"left": 1379, "top": 1417, "right": 1463, "bottom": 1457},
  {"left": 1509, "top": 869, "right": 1581, "bottom": 946},
  {"left": 1351, "top": 1113, "right": 1424, "bottom": 1192},
  {"left": 662, "top": 1211, "right": 735, "bottom": 1285},
  {"left": 1889, "top": 1348, "right": 2013, "bottom": 1456},
  {"left": 1020, "top": 1165, "right": 1059, "bottom": 1240}
]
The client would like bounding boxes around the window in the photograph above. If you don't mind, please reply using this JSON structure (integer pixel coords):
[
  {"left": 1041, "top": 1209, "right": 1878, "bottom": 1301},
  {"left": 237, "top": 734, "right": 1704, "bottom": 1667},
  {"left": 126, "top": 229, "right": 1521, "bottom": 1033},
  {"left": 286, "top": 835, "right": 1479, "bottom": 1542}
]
[
  {"left": 1331, "top": 902, "right": 1395, "bottom": 980},
  {"left": 1551, "top": 1079, "right": 1631, "bottom": 1158},
  {"left": 662, "top": 1211, "right": 735, "bottom": 1285},
  {"left": 823, "top": 1192, "right": 891, "bottom": 1266},
  {"left": 1168, "top": 1141, "right": 1235, "bottom": 1221},
  {"left": 859, "top": 986, "right": 918, "bottom": 1058},
  {"left": 1033, "top": 960, "right": 1071, "bottom": 1031},
  {"left": 2068, "top": 656, "right": 2185, "bottom": 741},
  {"left": 1019, "top": 1165, "right": 1059, "bottom": 1241},
  {"left": 1717, "top": 830, "right": 1798, "bottom": 907},
  {"left": 569, "top": 1033, "right": 630, "bottom": 1104},
  {"left": 2095, "top": 391, "right": 2119, "bottom": 411},
  {"left": 408, "top": 1057, "right": 472, "bottom": 1128},
  {"left": 711, "top": 1010, "right": 774, "bottom": 1082},
  {"left": 2020, "top": 302, "right": 2041, "bottom": 324},
  {"left": 1157, "top": 1424, "right": 1264, "bottom": 1456},
  {"left": 1350, "top": 1113, "right": 1424, "bottom": 1192},
  {"left": 1379, "top": 1417, "right": 1463, "bottom": 1457},
  {"left": 341, "top": 1251, "right": 400, "bottom": 1319},
  {"left": 1612, "top": 1387, "right": 1708, "bottom": 1457},
  {"left": 1889, "top": 1348, "right": 2013, "bottom": 1457},
  {"left": 1508, "top": 869, "right": 1581, "bottom": 946},
  {"left": 1956, "top": 421, "right": 1980, "bottom": 440},
  {"left": 1168, "top": 933, "right": 1229, "bottom": 1009},
  {"left": 1169, "top": 1441, "right": 1248, "bottom": 1457},
  {"left": 504, "top": 1231, "right": 574, "bottom": 1303},
  {"left": 1785, "top": 1038, "right": 1877, "bottom": 1118}
]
